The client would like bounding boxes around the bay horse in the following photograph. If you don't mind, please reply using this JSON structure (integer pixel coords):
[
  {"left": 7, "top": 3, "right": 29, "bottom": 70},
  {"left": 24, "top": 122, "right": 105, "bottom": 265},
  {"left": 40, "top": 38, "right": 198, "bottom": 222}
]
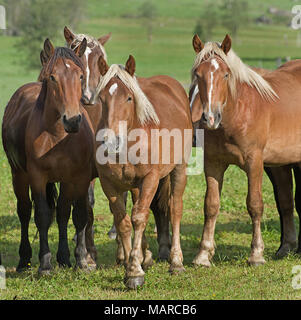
[
  {"left": 190, "top": 33, "right": 301, "bottom": 266},
  {"left": 189, "top": 63, "right": 301, "bottom": 262},
  {"left": 2, "top": 39, "right": 95, "bottom": 274},
  {"left": 94, "top": 55, "right": 192, "bottom": 289}
]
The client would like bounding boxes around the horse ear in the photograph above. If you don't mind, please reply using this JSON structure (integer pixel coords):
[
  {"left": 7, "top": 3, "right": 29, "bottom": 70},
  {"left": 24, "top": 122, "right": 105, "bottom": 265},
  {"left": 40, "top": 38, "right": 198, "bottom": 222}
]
[
  {"left": 98, "top": 32, "right": 111, "bottom": 46},
  {"left": 98, "top": 55, "right": 109, "bottom": 76},
  {"left": 64, "top": 26, "right": 75, "bottom": 46},
  {"left": 221, "top": 34, "right": 232, "bottom": 55},
  {"left": 43, "top": 38, "right": 55, "bottom": 58},
  {"left": 192, "top": 34, "right": 204, "bottom": 54},
  {"left": 125, "top": 55, "right": 135, "bottom": 77},
  {"left": 40, "top": 50, "right": 48, "bottom": 66},
  {"left": 74, "top": 38, "right": 87, "bottom": 57}
]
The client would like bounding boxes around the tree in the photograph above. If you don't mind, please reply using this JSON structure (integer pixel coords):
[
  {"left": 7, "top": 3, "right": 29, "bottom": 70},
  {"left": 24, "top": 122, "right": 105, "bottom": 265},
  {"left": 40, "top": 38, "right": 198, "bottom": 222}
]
[
  {"left": 220, "top": 0, "right": 249, "bottom": 41},
  {"left": 193, "top": 20, "right": 204, "bottom": 40},
  {"left": 15, "top": 0, "right": 85, "bottom": 68},
  {"left": 201, "top": 5, "right": 219, "bottom": 41},
  {"left": 138, "top": 1, "right": 158, "bottom": 43}
]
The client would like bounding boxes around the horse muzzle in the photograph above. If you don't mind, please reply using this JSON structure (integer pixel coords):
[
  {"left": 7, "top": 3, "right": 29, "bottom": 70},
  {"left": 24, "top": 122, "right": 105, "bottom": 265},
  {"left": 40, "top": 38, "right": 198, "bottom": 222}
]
[
  {"left": 201, "top": 111, "right": 222, "bottom": 129},
  {"left": 63, "top": 114, "right": 82, "bottom": 133}
]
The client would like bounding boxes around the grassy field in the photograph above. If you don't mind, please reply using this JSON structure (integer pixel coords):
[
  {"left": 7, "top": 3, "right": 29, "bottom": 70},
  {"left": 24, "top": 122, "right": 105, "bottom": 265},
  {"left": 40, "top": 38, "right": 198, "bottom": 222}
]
[{"left": 1, "top": 0, "right": 301, "bottom": 300}]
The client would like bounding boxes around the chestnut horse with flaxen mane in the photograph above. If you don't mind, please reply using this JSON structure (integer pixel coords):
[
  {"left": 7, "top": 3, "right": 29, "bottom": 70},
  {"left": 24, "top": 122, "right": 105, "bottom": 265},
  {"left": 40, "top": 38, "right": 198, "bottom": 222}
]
[
  {"left": 94, "top": 55, "right": 192, "bottom": 289},
  {"left": 2, "top": 40, "right": 95, "bottom": 274},
  {"left": 190, "top": 34, "right": 301, "bottom": 267},
  {"left": 189, "top": 57, "right": 301, "bottom": 262}
]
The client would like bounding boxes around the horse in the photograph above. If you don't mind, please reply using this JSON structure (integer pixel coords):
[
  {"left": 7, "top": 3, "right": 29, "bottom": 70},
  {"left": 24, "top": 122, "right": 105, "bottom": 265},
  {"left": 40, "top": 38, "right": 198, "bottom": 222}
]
[
  {"left": 190, "top": 33, "right": 301, "bottom": 267},
  {"left": 93, "top": 55, "right": 192, "bottom": 289},
  {"left": 189, "top": 61, "right": 301, "bottom": 262},
  {"left": 63, "top": 27, "right": 172, "bottom": 263},
  {"left": 64, "top": 26, "right": 122, "bottom": 240},
  {"left": 2, "top": 39, "right": 96, "bottom": 274}
]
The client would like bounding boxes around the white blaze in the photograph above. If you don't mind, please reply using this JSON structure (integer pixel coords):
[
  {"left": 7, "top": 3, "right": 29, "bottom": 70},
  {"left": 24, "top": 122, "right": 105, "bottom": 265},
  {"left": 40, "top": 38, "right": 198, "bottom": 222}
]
[
  {"left": 109, "top": 83, "right": 118, "bottom": 96},
  {"left": 208, "top": 59, "right": 219, "bottom": 115},
  {"left": 190, "top": 85, "right": 199, "bottom": 110},
  {"left": 84, "top": 47, "right": 92, "bottom": 98}
]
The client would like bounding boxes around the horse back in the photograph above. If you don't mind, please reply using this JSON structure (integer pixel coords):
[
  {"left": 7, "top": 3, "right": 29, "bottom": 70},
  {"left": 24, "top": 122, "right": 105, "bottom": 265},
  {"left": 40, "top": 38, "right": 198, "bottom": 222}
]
[{"left": 138, "top": 75, "right": 192, "bottom": 129}]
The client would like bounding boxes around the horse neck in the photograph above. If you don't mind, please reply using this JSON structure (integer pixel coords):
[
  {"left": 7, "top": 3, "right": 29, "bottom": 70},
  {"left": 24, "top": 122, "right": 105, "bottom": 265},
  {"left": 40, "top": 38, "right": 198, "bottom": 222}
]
[
  {"left": 41, "top": 87, "right": 65, "bottom": 137},
  {"left": 221, "top": 82, "right": 251, "bottom": 130}
]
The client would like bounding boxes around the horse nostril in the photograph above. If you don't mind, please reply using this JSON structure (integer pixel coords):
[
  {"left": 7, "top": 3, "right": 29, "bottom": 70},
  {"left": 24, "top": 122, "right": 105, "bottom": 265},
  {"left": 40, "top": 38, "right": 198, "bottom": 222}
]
[{"left": 77, "top": 114, "right": 82, "bottom": 123}]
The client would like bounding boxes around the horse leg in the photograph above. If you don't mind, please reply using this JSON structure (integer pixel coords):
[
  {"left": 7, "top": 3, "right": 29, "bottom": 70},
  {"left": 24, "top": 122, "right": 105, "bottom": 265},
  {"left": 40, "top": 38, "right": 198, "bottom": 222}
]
[
  {"left": 293, "top": 166, "right": 301, "bottom": 253},
  {"left": 110, "top": 191, "right": 129, "bottom": 264},
  {"left": 264, "top": 166, "right": 296, "bottom": 257},
  {"left": 130, "top": 188, "right": 153, "bottom": 270},
  {"left": 169, "top": 164, "right": 187, "bottom": 274},
  {"left": 12, "top": 171, "right": 32, "bottom": 272},
  {"left": 125, "top": 172, "right": 159, "bottom": 289},
  {"left": 31, "top": 178, "right": 54, "bottom": 275},
  {"left": 108, "top": 191, "right": 128, "bottom": 240},
  {"left": 246, "top": 153, "right": 265, "bottom": 266},
  {"left": 72, "top": 192, "right": 93, "bottom": 270},
  {"left": 150, "top": 176, "right": 171, "bottom": 261},
  {"left": 56, "top": 183, "right": 72, "bottom": 268},
  {"left": 85, "top": 197, "right": 97, "bottom": 266},
  {"left": 100, "top": 177, "right": 132, "bottom": 267},
  {"left": 193, "top": 161, "right": 228, "bottom": 267}
]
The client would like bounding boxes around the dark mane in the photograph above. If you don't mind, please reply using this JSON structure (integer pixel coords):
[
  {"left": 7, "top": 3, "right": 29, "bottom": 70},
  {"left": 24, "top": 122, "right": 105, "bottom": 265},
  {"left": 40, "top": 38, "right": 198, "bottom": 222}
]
[
  {"left": 42, "top": 47, "right": 84, "bottom": 78},
  {"left": 37, "top": 47, "right": 84, "bottom": 110}
]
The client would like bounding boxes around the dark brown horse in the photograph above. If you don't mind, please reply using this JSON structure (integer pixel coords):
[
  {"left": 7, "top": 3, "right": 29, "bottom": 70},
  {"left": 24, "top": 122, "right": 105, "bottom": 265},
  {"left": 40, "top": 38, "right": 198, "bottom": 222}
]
[
  {"left": 189, "top": 64, "right": 301, "bottom": 262},
  {"left": 94, "top": 55, "right": 192, "bottom": 289},
  {"left": 2, "top": 39, "right": 95, "bottom": 274},
  {"left": 190, "top": 34, "right": 301, "bottom": 266}
]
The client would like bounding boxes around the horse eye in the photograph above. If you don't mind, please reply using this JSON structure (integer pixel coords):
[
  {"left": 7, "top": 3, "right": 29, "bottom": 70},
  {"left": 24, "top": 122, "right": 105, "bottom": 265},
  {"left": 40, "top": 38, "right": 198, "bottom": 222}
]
[
  {"left": 224, "top": 73, "right": 229, "bottom": 79},
  {"left": 127, "top": 96, "right": 132, "bottom": 102},
  {"left": 50, "top": 75, "right": 56, "bottom": 82},
  {"left": 80, "top": 75, "right": 84, "bottom": 81}
]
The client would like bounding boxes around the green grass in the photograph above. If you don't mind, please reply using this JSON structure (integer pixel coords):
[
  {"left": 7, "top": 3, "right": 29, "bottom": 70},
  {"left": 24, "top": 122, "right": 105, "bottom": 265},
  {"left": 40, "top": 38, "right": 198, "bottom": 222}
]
[{"left": 1, "top": 0, "right": 301, "bottom": 300}]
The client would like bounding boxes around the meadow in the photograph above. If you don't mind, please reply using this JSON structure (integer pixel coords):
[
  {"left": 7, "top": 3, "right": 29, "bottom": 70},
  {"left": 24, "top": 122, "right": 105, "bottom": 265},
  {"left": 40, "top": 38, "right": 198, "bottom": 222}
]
[{"left": 1, "top": 0, "right": 301, "bottom": 300}]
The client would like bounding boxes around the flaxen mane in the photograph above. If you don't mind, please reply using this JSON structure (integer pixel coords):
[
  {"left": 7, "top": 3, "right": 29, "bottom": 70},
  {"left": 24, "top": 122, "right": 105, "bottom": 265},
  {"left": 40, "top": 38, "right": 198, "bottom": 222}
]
[
  {"left": 66, "top": 32, "right": 108, "bottom": 61},
  {"left": 191, "top": 42, "right": 278, "bottom": 101},
  {"left": 95, "top": 64, "right": 160, "bottom": 125}
]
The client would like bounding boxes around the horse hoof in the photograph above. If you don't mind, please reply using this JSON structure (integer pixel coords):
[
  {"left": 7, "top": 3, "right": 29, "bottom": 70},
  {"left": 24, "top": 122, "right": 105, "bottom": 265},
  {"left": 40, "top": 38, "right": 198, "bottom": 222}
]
[
  {"left": 248, "top": 257, "right": 266, "bottom": 266},
  {"left": 142, "top": 259, "right": 153, "bottom": 271},
  {"left": 125, "top": 276, "right": 145, "bottom": 290},
  {"left": 192, "top": 255, "right": 211, "bottom": 268},
  {"left": 158, "top": 246, "right": 170, "bottom": 261},
  {"left": 38, "top": 268, "right": 52, "bottom": 276},
  {"left": 16, "top": 261, "right": 31, "bottom": 273},
  {"left": 276, "top": 243, "right": 296, "bottom": 259},
  {"left": 58, "top": 262, "right": 72, "bottom": 269},
  {"left": 169, "top": 265, "right": 185, "bottom": 275}
]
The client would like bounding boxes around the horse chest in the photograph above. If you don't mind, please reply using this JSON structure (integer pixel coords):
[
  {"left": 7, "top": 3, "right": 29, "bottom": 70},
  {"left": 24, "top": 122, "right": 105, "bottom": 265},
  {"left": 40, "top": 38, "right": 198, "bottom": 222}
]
[{"left": 100, "top": 163, "right": 139, "bottom": 187}]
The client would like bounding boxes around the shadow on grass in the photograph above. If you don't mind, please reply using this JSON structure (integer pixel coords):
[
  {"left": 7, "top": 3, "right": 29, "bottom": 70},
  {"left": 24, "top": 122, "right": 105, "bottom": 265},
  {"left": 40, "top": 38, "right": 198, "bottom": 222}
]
[{"left": 1, "top": 216, "right": 299, "bottom": 284}]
